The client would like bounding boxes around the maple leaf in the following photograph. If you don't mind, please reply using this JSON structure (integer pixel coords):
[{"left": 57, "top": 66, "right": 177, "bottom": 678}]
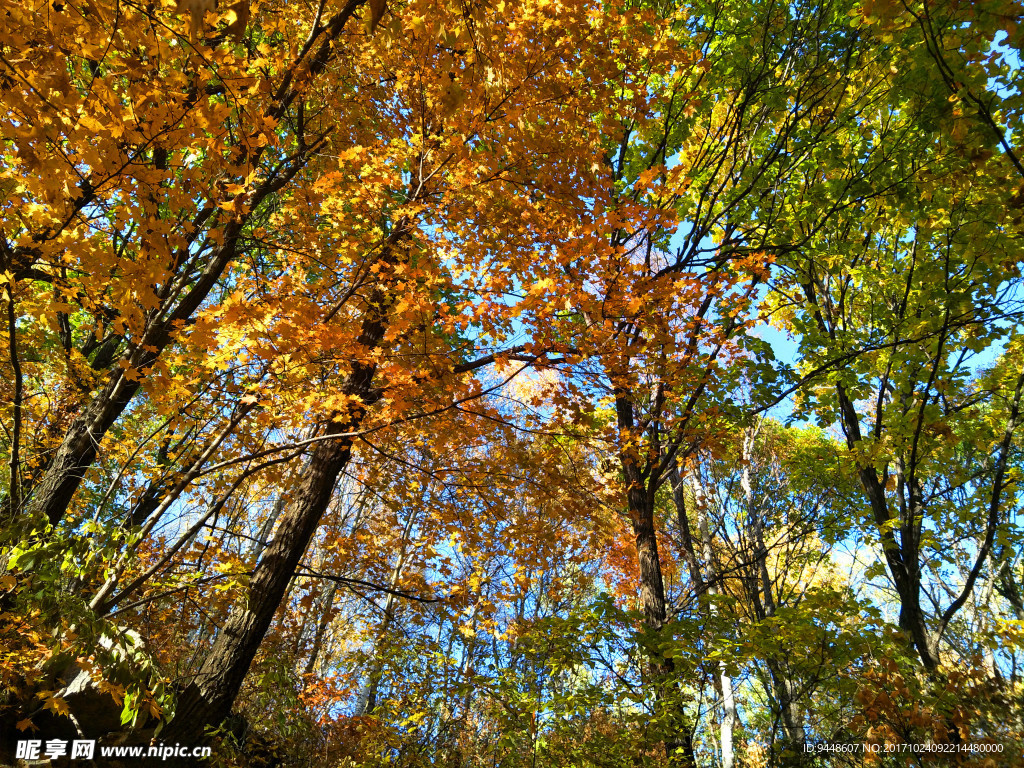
[{"left": 41, "top": 696, "right": 70, "bottom": 717}]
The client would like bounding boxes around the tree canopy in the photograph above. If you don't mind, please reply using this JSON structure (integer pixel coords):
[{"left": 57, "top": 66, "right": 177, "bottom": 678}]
[{"left": 1, "top": 0, "right": 1023, "bottom": 765}]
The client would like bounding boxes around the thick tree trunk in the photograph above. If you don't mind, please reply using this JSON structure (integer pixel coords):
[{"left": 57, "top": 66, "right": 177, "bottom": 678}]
[
  {"left": 166, "top": 424, "right": 364, "bottom": 739},
  {"left": 23, "top": 371, "right": 143, "bottom": 526},
  {"left": 166, "top": 424, "right": 359, "bottom": 740},
  {"left": 164, "top": 226, "right": 407, "bottom": 742}
]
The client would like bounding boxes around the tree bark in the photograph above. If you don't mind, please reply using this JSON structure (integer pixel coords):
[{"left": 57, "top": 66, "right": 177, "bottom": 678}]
[
  {"left": 166, "top": 425, "right": 358, "bottom": 740},
  {"left": 616, "top": 391, "right": 696, "bottom": 768},
  {"left": 164, "top": 225, "right": 407, "bottom": 742}
]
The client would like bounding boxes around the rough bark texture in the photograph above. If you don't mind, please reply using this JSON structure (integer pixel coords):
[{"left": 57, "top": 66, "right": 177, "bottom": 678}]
[
  {"left": 24, "top": 362, "right": 146, "bottom": 526},
  {"left": 164, "top": 227, "right": 406, "bottom": 743},
  {"left": 166, "top": 426, "right": 357, "bottom": 741}
]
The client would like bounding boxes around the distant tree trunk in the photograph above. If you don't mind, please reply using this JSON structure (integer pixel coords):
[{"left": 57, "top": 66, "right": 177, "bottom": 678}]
[
  {"left": 995, "top": 554, "right": 1024, "bottom": 621},
  {"left": 354, "top": 505, "right": 417, "bottom": 715},
  {"left": 689, "top": 469, "right": 736, "bottom": 768},
  {"left": 738, "top": 428, "right": 806, "bottom": 764},
  {"left": 720, "top": 674, "right": 737, "bottom": 768},
  {"left": 302, "top": 494, "right": 367, "bottom": 677},
  {"left": 302, "top": 583, "right": 338, "bottom": 678}
]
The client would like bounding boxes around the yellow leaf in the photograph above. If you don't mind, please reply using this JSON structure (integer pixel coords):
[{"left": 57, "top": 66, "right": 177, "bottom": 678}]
[{"left": 42, "top": 696, "right": 70, "bottom": 717}]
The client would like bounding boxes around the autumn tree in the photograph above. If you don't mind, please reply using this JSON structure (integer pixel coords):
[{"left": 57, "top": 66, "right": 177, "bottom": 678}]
[
  {"left": 2, "top": 0, "right": 1024, "bottom": 762},
  {"left": 521, "top": 0, "right": 936, "bottom": 762},
  {"left": 670, "top": 419, "right": 874, "bottom": 766},
  {"left": 0, "top": 0, "right": 702, "bottom": 752},
  {"left": 759, "top": 16, "right": 1024, "bottom": 750}
]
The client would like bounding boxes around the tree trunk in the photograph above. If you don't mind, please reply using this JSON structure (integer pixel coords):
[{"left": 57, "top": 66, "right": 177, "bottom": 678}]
[
  {"left": 164, "top": 225, "right": 407, "bottom": 742},
  {"left": 834, "top": 384, "right": 939, "bottom": 670},
  {"left": 692, "top": 471, "right": 736, "bottom": 768},
  {"left": 17, "top": 219, "right": 255, "bottom": 529},
  {"left": 165, "top": 425, "right": 359, "bottom": 740},
  {"left": 801, "top": 273, "right": 941, "bottom": 673},
  {"left": 740, "top": 428, "right": 807, "bottom": 763},
  {"left": 302, "top": 583, "right": 338, "bottom": 678},
  {"left": 302, "top": 490, "right": 367, "bottom": 677},
  {"left": 11, "top": 0, "right": 371, "bottom": 530},
  {"left": 721, "top": 673, "right": 737, "bottom": 768},
  {"left": 354, "top": 505, "right": 417, "bottom": 715},
  {"left": 616, "top": 392, "right": 696, "bottom": 768}
]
